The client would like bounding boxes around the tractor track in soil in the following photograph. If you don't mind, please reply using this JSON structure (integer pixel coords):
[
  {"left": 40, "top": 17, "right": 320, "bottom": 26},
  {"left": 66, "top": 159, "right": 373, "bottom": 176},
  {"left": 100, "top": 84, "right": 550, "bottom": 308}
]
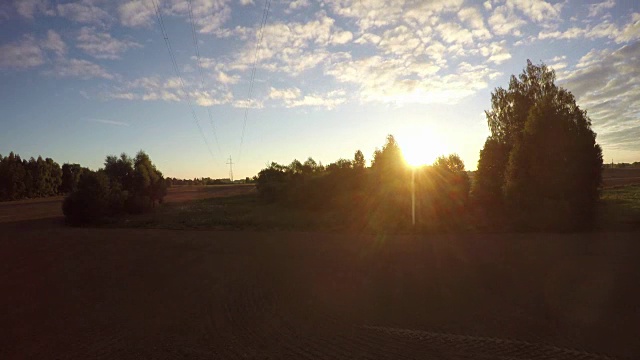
[{"left": 1, "top": 223, "right": 639, "bottom": 359}]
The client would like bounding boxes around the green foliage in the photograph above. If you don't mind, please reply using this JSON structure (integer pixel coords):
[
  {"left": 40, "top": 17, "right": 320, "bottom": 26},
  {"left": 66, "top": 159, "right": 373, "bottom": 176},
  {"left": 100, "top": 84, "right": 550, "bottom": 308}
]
[
  {"left": 472, "top": 137, "right": 510, "bottom": 213},
  {"left": 63, "top": 150, "right": 167, "bottom": 224},
  {"left": 354, "top": 150, "right": 366, "bottom": 170},
  {"left": 474, "top": 60, "right": 603, "bottom": 230},
  {"left": 60, "top": 163, "right": 86, "bottom": 194},
  {"left": 255, "top": 135, "right": 470, "bottom": 233},
  {"left": 0, "top": 152, "right": 62, "bottom": 200},
  {"left": 63, "top": 171, "right": 110, "bottom": 225},
  {"left": 0, "top": 152, "right": 27, "bottom": 200}
]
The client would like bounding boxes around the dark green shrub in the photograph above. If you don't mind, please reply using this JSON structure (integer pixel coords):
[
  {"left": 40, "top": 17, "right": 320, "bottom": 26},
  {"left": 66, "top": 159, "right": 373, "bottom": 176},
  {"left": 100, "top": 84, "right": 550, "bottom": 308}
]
[{"left": 62, "top": 171, "right": 110, "bottom": 225}]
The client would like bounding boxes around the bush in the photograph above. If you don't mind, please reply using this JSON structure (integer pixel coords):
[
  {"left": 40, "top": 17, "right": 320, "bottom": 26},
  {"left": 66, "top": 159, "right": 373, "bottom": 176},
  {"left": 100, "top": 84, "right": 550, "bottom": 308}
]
[
  {"left": 62, "top": 171, "right": 110, "bottom": 225},
  {"left": 63, "top": 151, "right": 167, "bottom": 225}
]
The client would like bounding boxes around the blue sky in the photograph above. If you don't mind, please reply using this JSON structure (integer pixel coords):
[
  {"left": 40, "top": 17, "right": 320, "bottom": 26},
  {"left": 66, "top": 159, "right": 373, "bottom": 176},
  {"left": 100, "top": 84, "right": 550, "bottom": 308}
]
[{"left": 1, "top": 0, "right": 639, "bottom": 179}]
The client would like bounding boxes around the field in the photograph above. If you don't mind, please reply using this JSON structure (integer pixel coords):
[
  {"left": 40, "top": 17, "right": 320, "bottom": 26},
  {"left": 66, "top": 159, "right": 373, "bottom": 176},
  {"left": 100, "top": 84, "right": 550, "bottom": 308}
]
[{"left": 1, "top": 184, "right": 640, "bottom": 359}]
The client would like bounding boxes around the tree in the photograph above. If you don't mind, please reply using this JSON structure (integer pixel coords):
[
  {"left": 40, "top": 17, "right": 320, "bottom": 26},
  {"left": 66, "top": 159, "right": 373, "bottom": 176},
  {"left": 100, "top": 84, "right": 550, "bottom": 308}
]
[
  {"left": 105, "top": 153, "right": 135, "bottom": 191},
  {"left": 62, "top": 171, "right": 110, "bottom": 224},
  {"left": 504, "top": 93, "right": 602, "bottom": 229},
  {"left": 60, "top": 163, "right": 84, "bottom": 193},
  {"left": 131, "top": 151, "right": 166, "bottom": 209},
  {"left": 0, "top": 152, "right": 26, "bottom": 200},
  {"left": 371, "top": 135, "right": 405, "bottom": 181},
  {"left": 430, "top": 154, "right": 471, "bottom": 220},
  {"left": 472, "top": 137, "right": 510, "bottom": 210},
  {"left": 354, "top": 150, "right": 365, "bottom": 170},
  {"left": 474, "top": 60, "right": 602, "bottom": 230}
]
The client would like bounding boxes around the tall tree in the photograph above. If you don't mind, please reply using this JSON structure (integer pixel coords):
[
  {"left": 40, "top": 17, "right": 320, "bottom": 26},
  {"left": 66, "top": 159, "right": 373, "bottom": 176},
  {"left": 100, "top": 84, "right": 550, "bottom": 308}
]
[
  {"left": 474, "top": 60, "right": 602, "bottom": 229},
  {"left": 60, "top": 163, "right": 84, "bottom": 193},
  {"left": 354, "top": 150, "right": 365, "bottom": 170}
]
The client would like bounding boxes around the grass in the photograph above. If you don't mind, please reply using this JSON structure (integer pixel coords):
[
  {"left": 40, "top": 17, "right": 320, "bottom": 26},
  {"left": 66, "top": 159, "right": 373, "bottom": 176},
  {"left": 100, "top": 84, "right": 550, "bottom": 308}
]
[
  {"left": 111, "top": 185, "right": 640, "bottom": 233},
  {"left": 597, "top": 184, "right": 640, "bottom": 230},
  {"left": 113, "top": 194, "right": 347, "bottom": 231}
]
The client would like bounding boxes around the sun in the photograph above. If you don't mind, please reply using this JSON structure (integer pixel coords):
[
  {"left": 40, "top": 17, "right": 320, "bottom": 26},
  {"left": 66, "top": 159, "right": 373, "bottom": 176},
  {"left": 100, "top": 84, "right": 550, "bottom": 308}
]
[{"left": 398, "top": 130, "right": 446, "bottom": 167}]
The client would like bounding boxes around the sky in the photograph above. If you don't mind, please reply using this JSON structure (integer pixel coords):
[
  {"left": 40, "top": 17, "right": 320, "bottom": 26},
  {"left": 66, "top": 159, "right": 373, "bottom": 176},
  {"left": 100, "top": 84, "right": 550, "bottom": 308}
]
[{"left": 0, "top": 0, "right": 639, "bottom": 179}]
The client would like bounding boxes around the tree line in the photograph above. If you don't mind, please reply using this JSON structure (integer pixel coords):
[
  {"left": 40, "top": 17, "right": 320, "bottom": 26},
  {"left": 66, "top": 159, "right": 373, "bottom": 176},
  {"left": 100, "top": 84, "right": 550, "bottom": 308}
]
[
  {"left": 0, "top": 153, "right": 90, "bottom": 201},
  {"left": 62, "top": 151, "right": 167, "bottom": 224},
  {"left": 256, "top": 60, "right": 603, "bottom": 232},
  {"left": 255, "top": 136, "right": 471, "bottom": 232},
  {"left": 165, "top": 177, "right": 255, "bottom": 186}
]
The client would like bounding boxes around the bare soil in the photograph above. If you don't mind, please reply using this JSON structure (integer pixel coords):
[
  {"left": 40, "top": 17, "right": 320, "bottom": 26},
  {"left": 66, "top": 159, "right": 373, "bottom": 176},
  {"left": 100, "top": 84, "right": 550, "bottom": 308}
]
[
  {"left": 0, "top": 185, "right": 254, "bottom": 224},
  {"left": 1, "top": 215, "right": 639, "bottom": 358},
  {"left": 1, "top": 183, "right": 639, "bottom": 359},
  {"left": 602, "top": 168, "right": 640, "bottom": 187}
]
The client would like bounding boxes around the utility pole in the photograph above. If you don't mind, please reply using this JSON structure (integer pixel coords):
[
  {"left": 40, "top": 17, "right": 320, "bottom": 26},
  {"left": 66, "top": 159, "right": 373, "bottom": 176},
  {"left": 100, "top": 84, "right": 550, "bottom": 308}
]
[
  {"left": 226, "top": 156, "right": 234, "bottom": 182},
  {"left": 411, "top": 167, "right": 416, "bottom": 226}
]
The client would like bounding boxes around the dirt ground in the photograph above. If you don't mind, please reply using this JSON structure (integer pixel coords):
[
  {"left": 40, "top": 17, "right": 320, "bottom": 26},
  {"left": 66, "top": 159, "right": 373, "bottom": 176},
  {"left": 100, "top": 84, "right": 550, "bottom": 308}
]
[
  {"left": 0, "top": 185, "right": 255, "bottom": 224},
  {"left": 602, "top": 168, "right": 640, "bottom": 187},
  {"left": 2, "top": 200, "right": 640, "bottom": 358},
  {"left": 1, "top": 184, "right": 639, "bottom": 359}
]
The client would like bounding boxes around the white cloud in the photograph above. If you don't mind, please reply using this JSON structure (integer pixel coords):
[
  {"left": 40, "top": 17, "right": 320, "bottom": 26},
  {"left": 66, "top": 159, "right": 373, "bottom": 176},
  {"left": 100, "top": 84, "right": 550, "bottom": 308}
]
[
  {"left": 108, "top": 75, "right": 233, "bottom": 105},
  {"left": 213, "top": 12, "right": 349, "bottom": 75},
  {"left": 482, "top": 41, "right": 512, "bottom": 64},
  {"left": 436, "top": 22, "right": 474, "bottom": 45},
  {"left": 288, "top": 0, "right": 310, "bottom": 11},
  {"left": 192, "top": 89, "right": 232, "bottom": 106},
  {"left": 558, "top": 42, "right": 640, "bottom": 150},
  {"left": 488, "top": 5, "right": 527, "bottom": 36},
  {"left": 616, "top": 13, "right": 640, "bottom": 43},
  {"left": 0, "top": 35, "right": 45, "bottom": 69},
  {"left": 14, "top": 0, "right": 53, "bottom": 19},
  {"left": 118, "top": 0, "right": 155, "bottom": 27},
  {"left": 506, "top": 0, "right": 561, "bottom": 23},
  {"left": 77, "top": 27, "right": 141, "bottom": 59},
  {"left": 56, "top": 0, "right": 112, "bottom": 25},
  {"left": 331, "top": 30, "right": 353, "bottom": 45},
  {"left": 165, "top": 0, "right": 231, "bottom": 34},
  {"left": 268, "top": 87, "right": 345, "bottom": 109},
  {"left": 47, "top": 58, "right": 114, "bottom": 79},
  {"left": 233, "top": 98, "right": 263, "bottom": 109},
  {"left": 216, "top": 70, "right": 240, "bottom": 85},
  {"left": 326, "top": 54, "right": 497, "bottom": 105},
  {"left": 285, "top": 90, "right": 347, "bottom": 109},
  {"left": 458, "top": 7, "right": 492, "bottom": 40},
  {"left": 42, "top": 29, "right": 66, "bottom": 57},
  {"left": 269, "top": 87, "right": 301, "bottom": 100},
  {"left": 535, "top": 14, "right": 638, "bottom": 44},
  {"left": 588, "top": 0, "right": 615, "bottom": 18},
  {"left": 378, "top": 25, "right": 424, "bottom": 56},
  {"left": 325, "top": 0, "right": 406, "bottom": 31}
]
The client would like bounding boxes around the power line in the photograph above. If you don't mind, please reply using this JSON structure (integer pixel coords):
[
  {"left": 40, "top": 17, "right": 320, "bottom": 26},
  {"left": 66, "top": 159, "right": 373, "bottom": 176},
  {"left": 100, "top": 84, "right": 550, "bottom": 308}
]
[
  {"left": 237, "top": 0, "right": 271, "bottom": 163},
  {"left": 151, "top": 0, "right": 216, "bottom": 162},
  {"left": 187, "top": 0, "right": 222, "bottom": 154}
]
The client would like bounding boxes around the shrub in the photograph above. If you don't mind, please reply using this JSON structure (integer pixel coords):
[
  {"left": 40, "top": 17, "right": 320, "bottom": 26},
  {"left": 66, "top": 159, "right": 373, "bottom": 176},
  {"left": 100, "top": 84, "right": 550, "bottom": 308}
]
[{"left": 62, "top": 171, "right": 110, "bottom": 225}]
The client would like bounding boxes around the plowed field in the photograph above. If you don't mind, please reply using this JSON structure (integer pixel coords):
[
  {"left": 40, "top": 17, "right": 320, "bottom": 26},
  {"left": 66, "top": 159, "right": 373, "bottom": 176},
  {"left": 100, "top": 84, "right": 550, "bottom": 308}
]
[{"left": 1, "top": 221, "right": 638, "bottom": 359}]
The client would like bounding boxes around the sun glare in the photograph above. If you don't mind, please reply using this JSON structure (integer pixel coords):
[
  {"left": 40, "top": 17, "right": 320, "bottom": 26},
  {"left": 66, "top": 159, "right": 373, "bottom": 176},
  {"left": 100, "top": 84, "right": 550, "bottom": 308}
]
[{"left": 399, "top": 130, "right": 446, "bottom": 167}]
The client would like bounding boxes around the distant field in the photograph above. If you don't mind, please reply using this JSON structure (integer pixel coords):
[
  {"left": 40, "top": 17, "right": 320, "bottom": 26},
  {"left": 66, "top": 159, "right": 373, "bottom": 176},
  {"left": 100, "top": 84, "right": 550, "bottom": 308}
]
[
  {"left": 602, "top": 168, "right": 640, "bottom": 187},
  {"left": 0, "top": 184, "right": 255, "bottom": 224},
  {"left": 597, "top": 184, "right": 640, "bottom": 230}
]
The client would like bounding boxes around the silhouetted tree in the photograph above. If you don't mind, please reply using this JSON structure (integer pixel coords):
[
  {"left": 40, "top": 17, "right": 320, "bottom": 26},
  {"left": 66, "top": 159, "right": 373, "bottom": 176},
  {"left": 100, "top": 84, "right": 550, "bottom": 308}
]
[
  {"left": 354, "top": 150, "right": 365, "bottom": 170},
  {"left": 0, "top": 152, "right": 27, "bottom": 200},
  {"left": 474, "top": 60, "right": 602, "bottom": 230},
  {"left": 62, "top": 171, "right": 110, "bottom": 224},
  {"left": 104, "top": 153, "right": 134, "bottom": 192},
  {"left": 60, "top": 163, "right": 85, "bottom": 193}
]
